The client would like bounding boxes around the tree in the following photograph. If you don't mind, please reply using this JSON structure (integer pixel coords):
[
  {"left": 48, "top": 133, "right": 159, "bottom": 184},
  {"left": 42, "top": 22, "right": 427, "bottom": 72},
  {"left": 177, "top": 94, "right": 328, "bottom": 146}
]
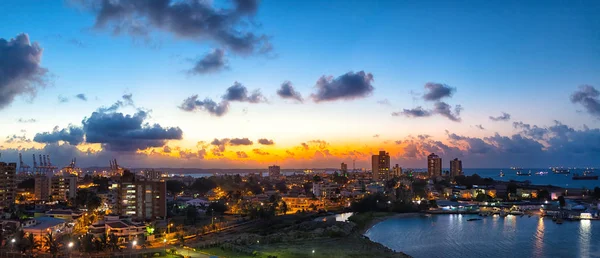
[
  {"left": 107, "top": 233, "right": 119, "bottom": 251},
  {"left": 538, "top": 189, "right": 551, "bottom": 201},
  {"left": 185, "top": 205, "right": 199, "bottom": 225},
  {"left": 44, "top": 232, "right": 59, "bottom": 258},
  {"left": 207, "top": 202, "right": 228, "bottom": 213},
  {"left": 26, "top": 233, "right": 38, "bottom": 253},
  {"left": 558, "top": 195, "right": 566, "bottom": 208},
  {"left": 166, "top": 180, "right": 185, "bottom": 195},
  {"left": 190, "top": 178, "right": 217, "bottom": 195},
  {"left": 475, "top": 194, "right": 490, "bottom": 202},
  {"left": 593, "top": 187, "right": 600, "bottom": 199},
  {"left": 280, "top": 201, "right": 288, "bottom": 215},
  {"left": 75, "top": 189, "right": 101, "bottom": 211}
]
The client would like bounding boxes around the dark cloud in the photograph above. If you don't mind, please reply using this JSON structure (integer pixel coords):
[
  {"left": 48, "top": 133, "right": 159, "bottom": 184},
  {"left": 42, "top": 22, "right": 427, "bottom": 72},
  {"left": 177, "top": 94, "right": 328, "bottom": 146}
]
[
  {"left": 97, "top": 94, "right": 134, "bottom": 113},
  {"left": 229, "top": 138, "right": 253, "bottom": 146},
  {"left": 5, "top": 134, "right": 31, "bottom": 144},
  {"left": 86, "top": 0, "right": 271, "bottom": 55},
  {"left": 17, "top": 118, "right": 37, "bottom": 123},
  {"left": 423, "top": 82, "right": 455, "bottom": 101},
  {"left": 179, "top": 95, "right": 229, "bottom": 116},
  {"left": 392, "top": 106, "right": 432, "bottom": 118},
  {"left": 236, "top": 151, "right": 248, "bottom": 158},
  {"left": 286, "top": 150, "right": 295, "bottom": 156},
  {"left": 222, "top": 82, "right": 266, "bottom": 103},
  {"left": 76, "top": 93, "right": 88, "bottom": 101},
  {"left": 300, "top": 142, "right": 309, "bottom": 150},
  {"left": 311, "top": 71, "right": 374, "bottom": 102},
  {"left": 571, "top": 85, "right": 600, "bottom": 118},
  {"left": 277, "top": 81, "right": 303, "bottom": 102},
  {"left": 83, "top": 110, "right": 183, "bottom": 152},
  {"left": 513, "top": 121, "right": 547, "bottom": 140},
  {"left": 189, "top": 48, "right": 227, "bottom": 75},
  {"left": 433, "top": 102, "right": 462, "bottom": 122},
  {"left": 163, "top": 145, "right": 171, "bottom": 153},
  {"left": 0, "top": 33, "right": 48, "bottom": 110},
  {"left": 34, "top": 125, "right": 85, "bottom": 145},
  {"left": 475, "top": 124, "right": 485, "bottom": 130},
  {"left": 258, "top": 138, "right": 274, "bottom": 145},
  {"left": 447, "top": 133, "right": 494, "bottom": 154},
  {"left": 373, "top": 134, "right": 380, "bottom": 138},
  {"left": 489, "top": 112, "right": 511, "bottom": 121},
  {"left": 252, "top": 148, "right": 269, "bottom": 155}
]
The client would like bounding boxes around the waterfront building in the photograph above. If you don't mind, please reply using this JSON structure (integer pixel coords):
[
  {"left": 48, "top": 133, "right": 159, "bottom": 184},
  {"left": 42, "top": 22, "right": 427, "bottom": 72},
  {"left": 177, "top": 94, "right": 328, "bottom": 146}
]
[
  {"left": 23, "top": 217, "right": 69, "bottom": 242},
  {"left": 312, "top": 181, "right": 339, "bottom": 198},
  {"left": 371, "top": 151, "right": 391, "bottom": 181},
  {"left": 50, "top": 174, "right": 77, "bottom": 201},
  {"left": 116, "top": 174, "right": 167, "bottom": 220},
  {"left": 268, "top": 165, "right": 281, "bottom": 179},
  {"left": 0, "top": 162, "right": 17, "bottom": 209},
  {"left": 341, "top": 162, "right": 348, "bottom": 175},
  {"left": 450, "top": 158, "right": 463, "bottom": 178},
  {"left": 88, "top": 215, "right": 145, "bottom": 242},
  {"left": 392, "top": 164, "right": 402, "bottom": 177},
  {"left": 427, "top": 153, "right": 442, "bottom": 178},
  {"left": 281, "top": 196, "right": 325, "bottom": 213},
  {"left": 34, "top": 175, "right": 50, "bottom": 201},
  {"left": 143, "top": 169, "right": 163, "bottom": 180}
]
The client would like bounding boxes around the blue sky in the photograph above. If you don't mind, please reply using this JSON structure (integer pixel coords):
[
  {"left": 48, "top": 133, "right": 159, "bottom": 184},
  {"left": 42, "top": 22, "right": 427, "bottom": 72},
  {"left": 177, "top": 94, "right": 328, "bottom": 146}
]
[{"left": 1, "top": 0, "right": 599, "bottom": 168}]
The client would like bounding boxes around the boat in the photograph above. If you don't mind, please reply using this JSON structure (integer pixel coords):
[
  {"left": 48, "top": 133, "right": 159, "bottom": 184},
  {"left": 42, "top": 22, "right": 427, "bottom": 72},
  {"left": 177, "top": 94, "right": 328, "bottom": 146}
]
[
  {"left": 499, "top": 170, "right": 505, "bottom": 177},
  {"left": 467, "top": 218, "right": 482, "bottom": 221},
  {"left": 551, "top": 167, "right": 570, "bottom": 174},
  {"left": 516, "top": 170, "right": 531, "bottom": 176},
  {"left": 572, "top": 171, "right": 598, "bottom": 180},
  {"left": 556, "top": 218, "right": 563, "bottom": 224}
]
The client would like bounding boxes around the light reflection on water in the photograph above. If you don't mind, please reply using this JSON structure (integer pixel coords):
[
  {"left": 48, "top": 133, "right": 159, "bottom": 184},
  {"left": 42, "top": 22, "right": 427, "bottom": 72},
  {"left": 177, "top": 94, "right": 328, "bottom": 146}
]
[{"left": 365, "top": 215, "right": 600, "bottom": 258}]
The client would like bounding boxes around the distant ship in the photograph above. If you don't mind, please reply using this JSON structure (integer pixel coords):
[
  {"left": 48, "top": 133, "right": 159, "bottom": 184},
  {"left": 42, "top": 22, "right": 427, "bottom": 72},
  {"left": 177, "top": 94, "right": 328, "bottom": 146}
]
[
  {"left": 499, "top": 170, "right": 505, "bottom": 177},
  {"left": 551, "top": 167, "right": 570, "bottom": 174},
  {"left": 572, "top": 171, "right": 598, "bottom": 180},
  {"left": 516, "top": 170, "right": 531, "bottom": 176}
]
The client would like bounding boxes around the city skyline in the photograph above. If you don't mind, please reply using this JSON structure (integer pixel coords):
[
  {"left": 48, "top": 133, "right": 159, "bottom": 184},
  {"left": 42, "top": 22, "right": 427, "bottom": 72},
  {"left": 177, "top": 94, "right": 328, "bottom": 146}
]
[{"left": 1, "top": 0, "right": 600, "bottom": 169}]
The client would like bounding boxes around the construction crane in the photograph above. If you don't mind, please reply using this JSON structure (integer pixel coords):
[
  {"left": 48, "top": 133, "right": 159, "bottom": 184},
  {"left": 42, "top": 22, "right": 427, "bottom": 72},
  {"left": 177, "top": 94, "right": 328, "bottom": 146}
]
[{"left": 18, "top": 153, "right": 31, "bottom": 173}]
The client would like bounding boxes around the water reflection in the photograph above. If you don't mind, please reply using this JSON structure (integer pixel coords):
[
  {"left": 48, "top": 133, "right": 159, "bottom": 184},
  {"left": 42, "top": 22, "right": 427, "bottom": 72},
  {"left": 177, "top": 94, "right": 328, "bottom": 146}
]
[
  {"left": 533, "top": 218, "right": 544, "bottom": 257},
  {"left": 365, "top": 215, "right": 600, "bottom": 258},
  {"left": 579, "top": 220, "right": 591, "bottom": 257}
]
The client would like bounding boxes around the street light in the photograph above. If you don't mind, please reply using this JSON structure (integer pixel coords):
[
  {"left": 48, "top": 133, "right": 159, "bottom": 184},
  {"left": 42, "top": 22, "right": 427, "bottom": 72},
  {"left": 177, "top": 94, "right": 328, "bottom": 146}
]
[
  {"left": 163, "top": 238, "right": 167, "bottom": 255},
  {"left": 11, "top": 238, "right": 15, "bottom": 252},
  {"left": 68, "top": 242, "right": 73, "bottom": 258}
]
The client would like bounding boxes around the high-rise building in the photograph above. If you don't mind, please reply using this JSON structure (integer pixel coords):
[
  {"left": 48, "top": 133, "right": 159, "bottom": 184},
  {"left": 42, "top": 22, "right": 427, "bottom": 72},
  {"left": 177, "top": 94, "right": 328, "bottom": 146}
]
[
  {"left": 143, "top": 169, "right": 163, "bottom": 180},
  {"left": 392, "top": 164, "right": 402, "bottom": 177},
  {"left": 450, "top": 158, "right": 463, "bottom": 178},
  {"left": 50, "top": 174, "right": 77, "bottom": 201},
  {"left": 268, "top": 165, "right": 281, "bottom": 178},
  {"left": 34, "top": 175, "right": 50, "bottom": 201},
  {"left": 427, "top": 153, "right": 442, "bottom": 178},
  {"left": 0, "top": 162, "right": 17, "bottom": 209},
  {"left": 341, "top": 163, "right": 348, "bottom": 175},
  {"left": 371, "top": 151, "right": 391, "bottom": 181},
  {"left": 117, "top": 175, "right": 166, "bottom": 220}
]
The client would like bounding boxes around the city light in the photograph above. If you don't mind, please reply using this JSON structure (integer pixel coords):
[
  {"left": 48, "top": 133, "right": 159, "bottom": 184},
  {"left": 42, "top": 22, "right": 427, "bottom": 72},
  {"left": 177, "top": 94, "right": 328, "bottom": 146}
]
[
  {"left": 11, "top": 239, "right": 15, "bottom": 243},
  {"left": 68, "top": 242, "right": 74, "bottom": 248}
]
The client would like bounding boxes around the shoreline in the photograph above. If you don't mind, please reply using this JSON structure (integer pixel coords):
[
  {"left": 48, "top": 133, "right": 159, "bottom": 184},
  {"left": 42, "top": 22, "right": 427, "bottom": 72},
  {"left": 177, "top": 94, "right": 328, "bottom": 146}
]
[{"left": 350, "top": 212, "right": 422, "bottom": 235}]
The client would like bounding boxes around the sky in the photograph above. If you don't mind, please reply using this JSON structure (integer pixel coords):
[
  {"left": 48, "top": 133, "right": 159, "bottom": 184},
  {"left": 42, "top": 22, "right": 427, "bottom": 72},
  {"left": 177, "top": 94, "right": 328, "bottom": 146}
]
[{"left": 1, "top": 0, "right": 599, "bottom": 169}]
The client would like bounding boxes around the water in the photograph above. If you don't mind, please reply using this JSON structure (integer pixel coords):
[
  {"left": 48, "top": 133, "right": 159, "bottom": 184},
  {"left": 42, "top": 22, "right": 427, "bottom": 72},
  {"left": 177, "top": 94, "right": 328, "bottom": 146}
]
[
  {"left": 365, "top": 215, "right": 600, "bottom": 258},
  {"left": 462, "top": 168, "right": 600, "bottom": 189}
]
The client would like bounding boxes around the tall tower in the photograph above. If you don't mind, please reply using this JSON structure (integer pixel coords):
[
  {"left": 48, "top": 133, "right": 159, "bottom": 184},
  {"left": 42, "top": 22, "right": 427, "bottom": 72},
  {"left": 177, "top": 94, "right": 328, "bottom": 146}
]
[
  {"left": 450, "top": 158, "right": 463, "bottom": 178},
  {"left": 427, "top": 153, "right": 442, "bottom": 178},
  {"left": 341, "top": 163, "right": 348, "bottom": 175},
  {"left": 371, "top": 151, "right": 390, "bottom": 181}
]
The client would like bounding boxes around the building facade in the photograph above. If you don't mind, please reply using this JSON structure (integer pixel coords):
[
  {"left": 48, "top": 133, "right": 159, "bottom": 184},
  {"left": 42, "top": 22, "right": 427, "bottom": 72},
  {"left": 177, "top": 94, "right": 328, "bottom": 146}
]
[
  {"left": 341, "top": 163, "right": 348, "bottom": 175},
  {"left": 34, "top": 175, "right": 50, "bottom": 201},
  {"left": 117, "top": 176, "right": 166, "bottom": 220},
  {"left": 50, "top": 174, "right": 77, "bottom": 201},
  {"left": 427, "top": 153, "right": 442, "bottom": 178},
  {"left": 371, "top": 151, "right": 390, "bottom": 181},
  {"left": 392, "top": 164, "right": 402, "bottom": 177},
  {"left": 0, "top": 162, "right": 17, "bottom": 209},
  {"left": 268, "top": 165, "right": 281, "bottom": 179},
  {"left": 450, "top": 158, "right": 463, "bottom": 178}
]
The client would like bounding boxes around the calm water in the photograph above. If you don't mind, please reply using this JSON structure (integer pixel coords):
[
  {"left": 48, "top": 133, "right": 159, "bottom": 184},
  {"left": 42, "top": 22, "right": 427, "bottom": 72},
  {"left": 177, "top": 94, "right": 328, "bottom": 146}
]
[
  {"left": 365, "top": 215, "right": 600, "bottom": 258},
  {"left": 462, "top": 168, "right": 600, "bottom": 189}
]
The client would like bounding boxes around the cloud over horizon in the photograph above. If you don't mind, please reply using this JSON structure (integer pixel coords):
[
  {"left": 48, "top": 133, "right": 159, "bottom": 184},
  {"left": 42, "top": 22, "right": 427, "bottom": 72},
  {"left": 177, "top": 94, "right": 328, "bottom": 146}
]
[
  {"left": 490, "top": 112, "right": 511, "bottom": 121},
  {"left": 277, "top": 81, "right": 303, "bottom": 102}
]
